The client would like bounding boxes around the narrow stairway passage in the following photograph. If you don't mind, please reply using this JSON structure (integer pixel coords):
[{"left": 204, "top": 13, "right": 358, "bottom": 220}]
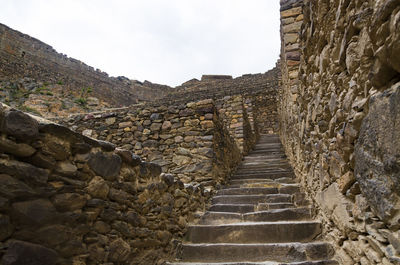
[{"left": 169, "top": 134, "right": 338, "bottom": 265}]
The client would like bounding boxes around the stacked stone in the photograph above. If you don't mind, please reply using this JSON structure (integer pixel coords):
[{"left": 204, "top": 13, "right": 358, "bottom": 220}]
[
  {"left": 253, "top": 90, "right": 279, "bottom": 134},
  {"left": 243, "top": 97, "right": 258, "bottom": 147},
  {"left": 163, "top": 68, "right": 280, "bottom": 106},
  {"left": 216, "top": 95, "right": 246, "bottom": 152},
  {"left": 279, "top": 0, "right": 303, "bottom": 100},
  {"left": 0, "top": 103, "right": 211, "bottom": 265},
  {"left": 279, "top": 0, "right": 400, "bottom": 264},
  {"left": 65, "top": 98, "right": 242, "bottom": 188}
]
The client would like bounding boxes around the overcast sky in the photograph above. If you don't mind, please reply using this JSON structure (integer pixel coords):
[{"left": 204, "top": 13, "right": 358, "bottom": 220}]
[{"left": 1, "top": 0, "right": 280, "bottom": 87}]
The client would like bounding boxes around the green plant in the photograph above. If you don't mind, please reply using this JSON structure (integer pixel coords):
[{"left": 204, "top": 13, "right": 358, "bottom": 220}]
[
  {"left": 35, "top": 86, "right": 48, "bottom": 94},
  {"left": 75, "top": 97, "right": 87, "bottom": 106},
  {"left": 74, "top": 87, "right": 92, "bottom": 107},
  {"left": 18, "top": 105, "right": 41, "bottom": 115},
  {"left": 46, "top": 91, "right": 53, "bottom": 96},
  {"left": 57, "top": 80, "right": 64, "bottom": 85},
  {"left": 80, "top": 87, "right": 92, "bottom": 98}
]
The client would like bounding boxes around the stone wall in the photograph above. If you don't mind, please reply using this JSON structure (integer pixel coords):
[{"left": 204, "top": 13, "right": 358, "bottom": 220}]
[
  {"left": 0, "top": 103, "right": 213, "bottom": 265},
  {"left": 216, "top": 95, "right": 255, "bottom": 154},
  {"left": 0, "top": 23, "right": 169, "bottom": 106},
  {"left": 62, "top": 99, "right": 242, "bottom": 188},
  {"left": 279, "top": 0, "right": 400, "bottom": 264},
  {"left": 253, "top": 88, "right": 280, "bottom": 135},
  {"left": 167, "top": 67, "right": 280, "bottom": 105}
]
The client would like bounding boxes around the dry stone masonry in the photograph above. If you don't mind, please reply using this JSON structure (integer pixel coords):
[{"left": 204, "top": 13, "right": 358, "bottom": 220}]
[
  {"left": 279, "top": 0, "right": 400, "bottom": 264},
  {"left": 60, "top": 99, "right": 244, "bottom": 188},
  {"left": 0, "top": 103, "right": 213, "bottom": 264},
  {"left": 0, "top": 0, "right": 400, "bottom": 264}
]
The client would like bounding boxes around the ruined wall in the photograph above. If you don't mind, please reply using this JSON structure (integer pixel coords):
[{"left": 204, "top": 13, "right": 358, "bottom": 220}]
[
  {"left": 0, "top": 103, "right": 214, "bottom": 265},
  {"left": 0, "top": 23, "right": 168, "bottom": 106},
  {"left": 279, "top": 0, "right": 400, "bottom": 264},
  {"left": 62, "top": 99, "right": 242, "bottom": 188}
]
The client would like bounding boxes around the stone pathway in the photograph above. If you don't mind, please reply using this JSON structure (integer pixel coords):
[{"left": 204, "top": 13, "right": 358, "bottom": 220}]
[{"left": 169, "top": 134, "right": 338, "bottom": 265}]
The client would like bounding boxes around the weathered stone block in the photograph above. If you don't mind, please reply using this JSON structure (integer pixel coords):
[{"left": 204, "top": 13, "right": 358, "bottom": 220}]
[
  {"left": 52, "top": 193, "right": 87, "bottom": 212},
  {"left": 355, "top": 82, "right": 400, "bottom": 223},
  {"left": 12, "top": 199, "right": 58, "bottom": 225},
  {"left": 87, "top": 176, "right": 109, "bottom": 199},
  {"left": 0, "top": 159, "right": 49, "bottom": 184},
  {"left": 108, "top": 238, "right": 131, "bottom": 263},
  {"left": 1, "top": 240, "right": 58, "bottom": 265},
  {"left": 88, "top": 152, "right": 121, "bottom": 180},
  {"left": 1, "top": 110, "right": 39, "bottom": 140},
  {"left": 0, "top": 174, "right": 37, "bottom": 199},
  {"left": 281, "top": 7, "right": 302, "bottom": 18},
  {"left": 0, "top": 136, "right": 36, "bottom": 157}
]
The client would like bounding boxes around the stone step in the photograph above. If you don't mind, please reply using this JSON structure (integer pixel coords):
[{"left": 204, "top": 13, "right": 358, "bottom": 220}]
[
  {"left": 257, "top": 203, "right": 295, "bottom": 210},
  {"left": 230, "top": 177, "right": 296, "bottom": 187},
  {"left": 199, "top": 208, "right": 311, "bottom": 225},
  {"left": 212, "top": 194, "right": 295, "bottom": 205},
  {"left": 169, "top": 261, "right": 339, "bottom": 265},
  {"left": 216, "top": 187, "right": 279, "bottom": 196},
  {"left": 246, "top": 152, "right": 285, "bottom": 156},
  {"left": 252, "top": 145, "right": 283, "bottom": 149},
  {"left": 243, "top": 208, "right": 311, "bottom": 222},
  {"left": 238, "top": 165, "right": 292, "bottom": 171},
  {"left": 240, "top": 163, "right": 290, "bottom": 168},
  {"left": 198, "top": 212, "right": 242, "bottom": 225},
  {"left": 232, "top": 171, "right": 294, "bottom": 180},
  {"left": 240, "top": 162, "right": 290, "bottom": 166},
  {"left": 177, "top": 242, "right": 334, "bottom": 263},
  {"left": 209, "top": 204, "right": 255, "bottom": 213},
  {"left": 222, "top": 184, "right": 300, "bottom": 194},
  {"left": 212, "top": 195, "right": 272, "bottom": 205},
  {"left": 278, "top": 184, "right": 300, "bottom": 194},
  {"left": 257, "top": 136, "right": 280, "bottom": 142},
  {"left": 185, "top": 221, "right": 322, "bottom": 244},
  {"left": 228, "top": 178, "right": 294, "bottom": 186},
  {"left": 236, "top": 169, "right": 292, "bottom": 174},
  {"left": 265, "top": 194, "right": 293, "bottom": 203},
  {"left": 240, "top": 159, "right": 289, "bottom": 163},
  {"left": 248, "top": 150, "right": 285, "bottom": 155},
  {"left": 243, "top": 156, "right": 287, "bottom": 161},
  {"left": 235, "top": 168, "right": 293, "bottom": 174},
  {"left": 229, "top": 179, "right": 275, "bottom": 185},
  {"left": 250, "top": 150, "right": 284, "bottom": 154},
  {"left": 245, "top": 154, "right": 287, "bottom": 159}
]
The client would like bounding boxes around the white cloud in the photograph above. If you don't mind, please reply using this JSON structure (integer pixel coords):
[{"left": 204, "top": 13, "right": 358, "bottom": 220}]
[{"left": 0, "top": 0, "right": 280, "bottom": 86}]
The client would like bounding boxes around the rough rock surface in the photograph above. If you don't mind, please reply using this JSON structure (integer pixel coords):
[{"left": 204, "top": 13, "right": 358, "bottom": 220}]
[
  {"left": 0, "top": 103, "right": 215, "bottom": 264},
  {"left": 279, "top": 0, "right": 400, "bottom": 264},
  {"left": 355, "top": 82, "right": 400, "bottom": 224}
]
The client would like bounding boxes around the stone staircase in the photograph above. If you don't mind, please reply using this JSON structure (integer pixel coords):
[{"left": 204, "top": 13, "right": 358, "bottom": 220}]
[{"left": 169, "top": 134, "right": 338, "bottom": 265}]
